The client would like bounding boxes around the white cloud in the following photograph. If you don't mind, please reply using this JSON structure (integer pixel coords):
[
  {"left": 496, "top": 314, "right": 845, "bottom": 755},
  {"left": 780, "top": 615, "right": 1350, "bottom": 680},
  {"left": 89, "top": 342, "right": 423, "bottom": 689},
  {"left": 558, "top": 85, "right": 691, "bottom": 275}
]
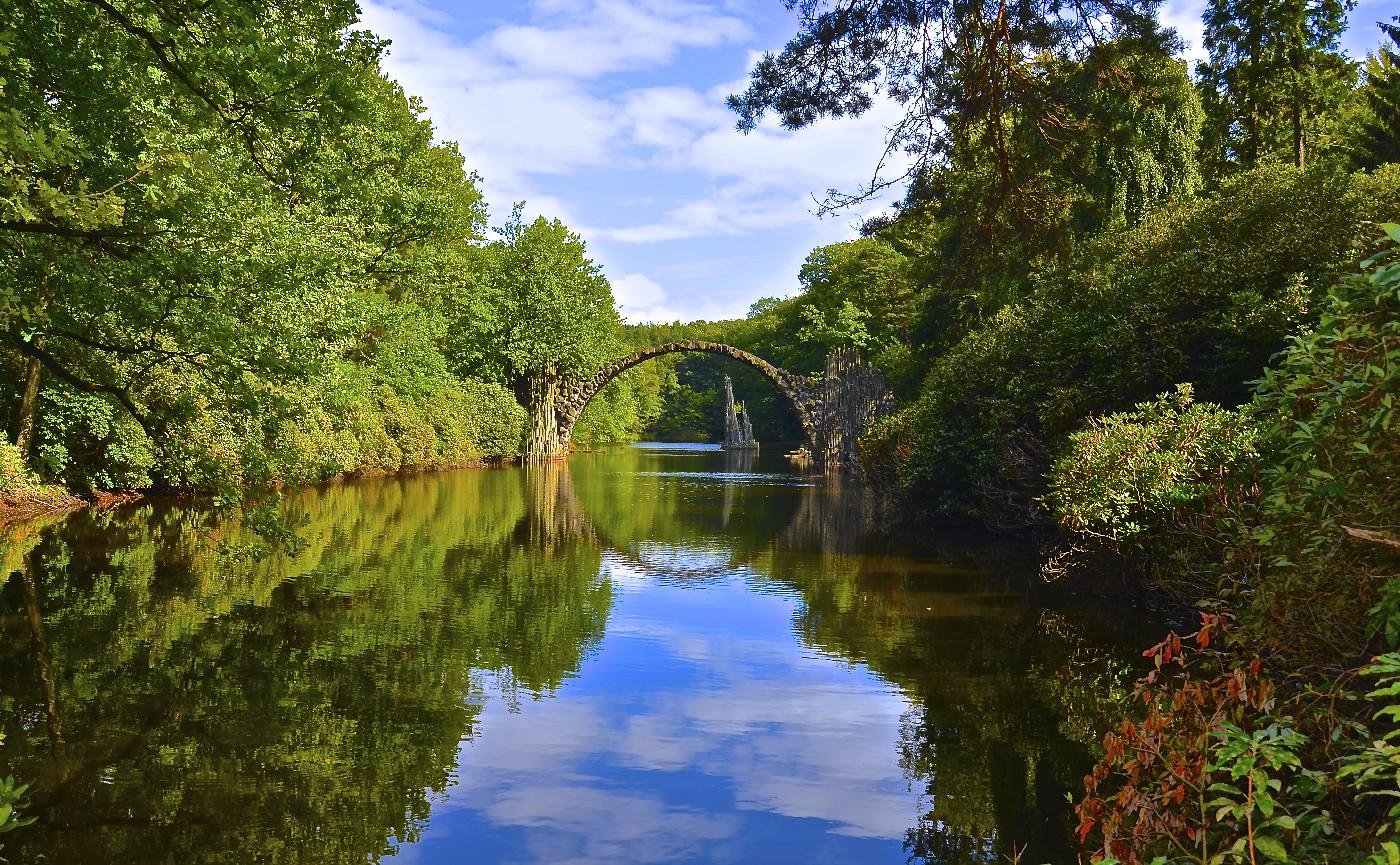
[
  {"left": 413, "top": 573, "right": 928, "bottom": 859},
  {"left": 620, "top": 86, "right": 732, "bottom": 152},
  {"left": 489, "top": 1, "right": 752, "bottom": 78},
  {"left": 610, "top": 272, "right": 686, "bottom": 322},
  {"left": 1160, "top": 0, "right": 1208, "bottom": 61},
  {"left": 611, "top": 272, "right": 666, "bottom": 307},
  {"left": 359, "top": 0, "right": 899, "bottom": 320},
  {"left": 595, "top": 96, "right": 910, "bottom": 244}
]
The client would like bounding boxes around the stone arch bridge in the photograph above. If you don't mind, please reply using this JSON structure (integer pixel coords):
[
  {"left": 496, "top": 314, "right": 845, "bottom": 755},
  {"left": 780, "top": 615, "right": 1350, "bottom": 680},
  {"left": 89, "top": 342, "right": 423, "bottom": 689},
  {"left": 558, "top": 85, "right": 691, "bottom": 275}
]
[{"left": 526, "top": 340, "right": 893, "bottom": 469}]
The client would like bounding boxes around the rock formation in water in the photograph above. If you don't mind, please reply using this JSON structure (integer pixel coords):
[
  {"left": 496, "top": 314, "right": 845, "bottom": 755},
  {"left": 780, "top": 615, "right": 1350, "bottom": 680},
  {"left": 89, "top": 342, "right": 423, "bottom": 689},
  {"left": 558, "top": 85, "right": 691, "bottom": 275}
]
[{"left": 722, "top": 376, "right": 759, "bottom": 451}]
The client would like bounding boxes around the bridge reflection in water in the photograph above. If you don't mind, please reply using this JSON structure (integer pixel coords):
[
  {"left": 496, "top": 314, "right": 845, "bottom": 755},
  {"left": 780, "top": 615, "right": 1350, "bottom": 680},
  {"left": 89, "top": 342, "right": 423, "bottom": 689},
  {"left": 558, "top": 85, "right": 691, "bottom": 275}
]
[{"left": 0, "top": 446, "right": 1143, "bottom": 865}]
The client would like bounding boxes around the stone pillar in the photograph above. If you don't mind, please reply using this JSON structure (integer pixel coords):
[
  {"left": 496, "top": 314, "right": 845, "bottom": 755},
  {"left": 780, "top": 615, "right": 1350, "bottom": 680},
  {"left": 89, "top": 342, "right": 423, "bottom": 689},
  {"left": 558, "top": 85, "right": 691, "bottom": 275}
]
[
  {"left": 721, "top": 375, "right": 758, "bottom": 451},
  {"left": 821, "top": 348, "right": 894, "bottom": 470},
  {"left": 526, "top": 367, "right": 567, "bottom": 460},
  {"left": 723, "top": 376, "right": 740, "bottom": 448}
]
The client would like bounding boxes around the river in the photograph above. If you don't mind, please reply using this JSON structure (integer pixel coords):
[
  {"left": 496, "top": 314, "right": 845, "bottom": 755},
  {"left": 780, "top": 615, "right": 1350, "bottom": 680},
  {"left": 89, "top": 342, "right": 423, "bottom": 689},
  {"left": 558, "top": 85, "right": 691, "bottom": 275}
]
[{"left": 0, "top": 443, "right": 1146, "bottom": 864}]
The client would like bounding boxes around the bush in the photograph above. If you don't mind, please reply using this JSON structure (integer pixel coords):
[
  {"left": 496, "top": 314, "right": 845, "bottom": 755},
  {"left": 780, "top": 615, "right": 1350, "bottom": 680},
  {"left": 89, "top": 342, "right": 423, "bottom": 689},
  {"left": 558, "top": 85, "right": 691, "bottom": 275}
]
[
  {"left": 895, "top": 164, "right": 1400, "bottom": 516},
  {"left": 1045, "top": 385, "right": 1259, "bottom": 585},
  {"left": 22, "top": 362, "right": 527, "bottom": 498},
  {"left": 0, "top": 441, "right": 40, "bottom": 499},
  {"left": 1078, "top": 229, "right": 1400, "bottom": 865},
  {"left": 1243, "top": 224, "right": 1400, "bottom": 664},
  {"left": 454, "top": 377, "right": 527, "bottom": 457},
  {"left": 34, "top": 387, "right": 156, "bottom": 491}
]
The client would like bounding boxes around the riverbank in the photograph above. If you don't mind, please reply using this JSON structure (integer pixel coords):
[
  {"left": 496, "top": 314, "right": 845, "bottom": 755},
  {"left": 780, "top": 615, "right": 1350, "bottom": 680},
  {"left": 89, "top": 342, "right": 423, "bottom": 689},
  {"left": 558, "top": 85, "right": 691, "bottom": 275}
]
[
  {"left": 0, "top": 485, "right": 86, "bottom": 527},
  {"left": 0, "top": 450, "right": 520, "bottom": 528}
]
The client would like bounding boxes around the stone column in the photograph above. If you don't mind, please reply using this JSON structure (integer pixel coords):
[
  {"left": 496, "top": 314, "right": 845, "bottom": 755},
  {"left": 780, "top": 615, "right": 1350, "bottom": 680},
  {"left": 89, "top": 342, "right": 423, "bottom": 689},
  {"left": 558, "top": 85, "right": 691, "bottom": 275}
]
[
  {"left": 526, "top": 366, "right": 567, "bottom": 460},
  {"left": 821, "top": 348, "right": 894, "bottom": 470},
  {"left": 722, "top": 376, "right": 740, "bottom": 448}
]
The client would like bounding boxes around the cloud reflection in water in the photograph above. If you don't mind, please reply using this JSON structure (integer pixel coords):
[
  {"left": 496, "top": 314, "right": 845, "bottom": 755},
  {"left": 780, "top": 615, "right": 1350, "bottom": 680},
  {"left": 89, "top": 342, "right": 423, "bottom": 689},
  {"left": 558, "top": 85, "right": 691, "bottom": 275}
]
[{"left": 396, "top": 555, "right": 925, "bottom": 864}]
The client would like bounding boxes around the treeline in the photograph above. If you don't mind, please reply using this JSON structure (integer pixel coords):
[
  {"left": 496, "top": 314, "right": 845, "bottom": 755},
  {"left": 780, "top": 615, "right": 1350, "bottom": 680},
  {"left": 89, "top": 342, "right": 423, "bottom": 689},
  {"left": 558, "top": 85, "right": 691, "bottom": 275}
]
[
  {"left": 712, "top": 2, "right": 1400, "bottom": 863},
  {"left": 0, "top": 0, "right": 664, "bottom": 511}
]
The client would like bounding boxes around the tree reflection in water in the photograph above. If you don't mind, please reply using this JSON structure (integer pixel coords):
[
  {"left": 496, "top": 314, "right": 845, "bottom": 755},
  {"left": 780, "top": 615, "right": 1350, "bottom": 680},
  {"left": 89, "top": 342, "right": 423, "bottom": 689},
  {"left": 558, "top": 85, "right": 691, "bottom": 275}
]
[{"left": 0, "top": 448, "right": 1138, "bottom": 864}]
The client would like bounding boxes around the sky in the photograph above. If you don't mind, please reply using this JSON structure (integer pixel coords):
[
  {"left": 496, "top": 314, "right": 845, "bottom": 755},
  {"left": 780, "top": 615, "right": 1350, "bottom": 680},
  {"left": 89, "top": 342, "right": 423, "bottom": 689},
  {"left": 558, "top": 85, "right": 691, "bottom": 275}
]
[{"left": 360, "top": 0, "right": 1400, "bottom": 325}]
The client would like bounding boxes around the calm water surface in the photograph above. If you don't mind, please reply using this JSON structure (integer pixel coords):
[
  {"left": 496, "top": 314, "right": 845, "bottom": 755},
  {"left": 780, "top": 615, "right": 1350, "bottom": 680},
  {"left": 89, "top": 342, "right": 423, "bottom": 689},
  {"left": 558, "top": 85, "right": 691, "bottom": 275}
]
[{"left": 0, "top": 444, "right": 1143, "bottom": 864}]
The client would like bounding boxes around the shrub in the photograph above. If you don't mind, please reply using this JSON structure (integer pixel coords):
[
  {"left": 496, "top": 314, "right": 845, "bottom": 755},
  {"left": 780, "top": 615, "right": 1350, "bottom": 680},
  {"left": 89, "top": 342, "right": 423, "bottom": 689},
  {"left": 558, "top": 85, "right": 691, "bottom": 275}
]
[
  {"left": 0, "top": 441, "right": 40, "bottom": 499},
  {"left": 454, "top": 377, "right": 527, "bottom": 458},
  {"left": 1077, "top": 616, "right": 1338, "bottom": 865},
  {"left": 1243, "top": 224, "right": 1400, "bottom": 665},
  {"left": 896, "top": 165, "right": 1400, "bottom": 517},
  {"left": 34, "top": 387, "right": 156, "bottom": 491},
  {"left": 1079, "top": 229, "right": 1400, "bottom": 865},
  {"left": 1044, "top": 385, "right": 1259, "bottom": 586},
  {"left": 1080, "top": 631, "right": 1400, "bottom": 865}
]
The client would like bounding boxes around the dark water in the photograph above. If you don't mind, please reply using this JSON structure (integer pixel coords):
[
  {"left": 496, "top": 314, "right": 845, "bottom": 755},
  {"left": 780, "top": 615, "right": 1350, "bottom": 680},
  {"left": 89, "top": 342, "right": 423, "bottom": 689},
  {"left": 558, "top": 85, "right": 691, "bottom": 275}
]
[{"left": 0, "top": 444, "right": 1144, "bottom": 864}]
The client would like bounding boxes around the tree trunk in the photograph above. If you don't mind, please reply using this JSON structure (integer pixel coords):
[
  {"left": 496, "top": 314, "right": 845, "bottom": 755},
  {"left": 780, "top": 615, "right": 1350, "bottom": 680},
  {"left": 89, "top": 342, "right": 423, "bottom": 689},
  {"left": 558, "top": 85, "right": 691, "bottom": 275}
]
[
  {"left": 20, "top": 554, "right": 67, "bottom": 779},
  {"left": 1293, "top": 103, "right": 1305, "bottom": 168},
  {"left": 14, "top": 342, "right": 42, "bottom": 458}
]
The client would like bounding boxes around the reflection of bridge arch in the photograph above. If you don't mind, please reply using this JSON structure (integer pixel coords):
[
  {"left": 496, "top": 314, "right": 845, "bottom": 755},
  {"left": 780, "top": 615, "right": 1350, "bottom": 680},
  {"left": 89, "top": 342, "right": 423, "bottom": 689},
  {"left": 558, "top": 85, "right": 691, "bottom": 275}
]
[{"left": 520, "top": 460, "right": 878, "bottom": 579}]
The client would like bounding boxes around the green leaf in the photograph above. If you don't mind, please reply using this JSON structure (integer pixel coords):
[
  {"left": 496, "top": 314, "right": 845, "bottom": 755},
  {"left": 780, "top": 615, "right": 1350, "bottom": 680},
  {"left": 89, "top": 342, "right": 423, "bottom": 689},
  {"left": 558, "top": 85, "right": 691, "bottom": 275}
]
[
  {"left": 1253, "top": 835, "right": 1289, "bottom": 861},
  {"left": 1383, "top": 840, "right": 1400, "bottom": 865}
]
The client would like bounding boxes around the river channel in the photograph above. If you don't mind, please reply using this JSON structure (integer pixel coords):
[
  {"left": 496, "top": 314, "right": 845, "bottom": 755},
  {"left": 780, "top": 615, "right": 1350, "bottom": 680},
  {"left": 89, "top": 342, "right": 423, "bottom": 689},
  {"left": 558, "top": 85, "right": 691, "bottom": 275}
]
[{"left": 0, "top": 443, "right": 1147, "bottom": 864}]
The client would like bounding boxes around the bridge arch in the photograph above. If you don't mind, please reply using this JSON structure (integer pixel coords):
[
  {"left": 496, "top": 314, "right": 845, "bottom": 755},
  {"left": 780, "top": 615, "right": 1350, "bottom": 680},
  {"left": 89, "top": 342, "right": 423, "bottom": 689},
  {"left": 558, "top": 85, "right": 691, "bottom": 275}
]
[{"left": 553, "top": 341, "right": 822, "bottom": 451}]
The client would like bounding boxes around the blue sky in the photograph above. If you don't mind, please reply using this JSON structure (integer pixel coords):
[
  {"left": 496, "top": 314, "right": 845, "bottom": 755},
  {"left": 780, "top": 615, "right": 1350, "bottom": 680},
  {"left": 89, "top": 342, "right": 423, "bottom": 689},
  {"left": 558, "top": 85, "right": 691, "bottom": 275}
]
[{"left": 361, "top": 0, "right": 1400, "bottom": 324}]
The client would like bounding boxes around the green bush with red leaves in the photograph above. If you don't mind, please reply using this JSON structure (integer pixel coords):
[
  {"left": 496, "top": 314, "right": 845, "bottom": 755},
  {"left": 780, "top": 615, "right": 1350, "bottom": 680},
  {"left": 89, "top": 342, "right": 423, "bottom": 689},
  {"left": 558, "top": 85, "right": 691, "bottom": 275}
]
[{"left": 1075, "top": 227, "right": 1400, "bottom": 864}]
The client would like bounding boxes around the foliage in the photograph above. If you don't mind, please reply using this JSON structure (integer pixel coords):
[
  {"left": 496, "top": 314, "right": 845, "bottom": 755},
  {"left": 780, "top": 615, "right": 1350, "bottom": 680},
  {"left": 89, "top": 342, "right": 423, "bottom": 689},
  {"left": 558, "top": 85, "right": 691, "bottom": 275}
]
[
  {"left": 891, "top": 165, "right": 1400, "bottom": 516},
  {"left": 451, "top": 209, "right": 622, "bottom": 389},
  {"left": 1075, "top": 615, "right": 1334, "bottom": 865},
  {"left": 1197, "top": 0, "right": 1356, "bottom": 172},
  {"left": 0, "top": 1, "right": 658, "bottom": 499},
  {"left": 1241, "top": 224, "right": 1400, "bottom": 664},
  {"left": 727, "top": 0, "right": 1170, "bottom": 211},
  {"left": 793, "top": 238, "right": 916, "bottom": 358},
  {"left": 0, "top": 731, "right": 34, "bottom": 846},
  {"left": 0, "top": 779, "right": 34, "bottom": 840},
  {"left": 1338, "top": 653, "right": 1400, "bottom": 861},
  {"left": 1078, "top": 632, "right": 1400, "bottom": 865},
  {"left": 1072, "top": 51, "right": 1206, "bottom": 232},
  {"left": 1355, "top": 20, "right": 1400, "bottom": 169},
  {"left": 1045, "top": 386, "right": 1259, "bottom": 586},
  {"left": 0, "top": 442, "right": 38, "bottom": 499},
  {"left": 1071, "top": 231, "right": 1400, "bottom": 865}
]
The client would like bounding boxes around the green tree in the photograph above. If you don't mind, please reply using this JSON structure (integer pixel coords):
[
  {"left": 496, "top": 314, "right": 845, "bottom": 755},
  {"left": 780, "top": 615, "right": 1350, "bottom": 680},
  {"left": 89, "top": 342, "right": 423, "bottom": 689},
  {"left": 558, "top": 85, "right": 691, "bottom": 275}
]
[
  {"left": 1355, "top": 19, "right": 1400, "bottom": 167},
  {"left": 449, "top": 209, "right": 624, "bottom": 454},
  {"left": 793, "top": 238, "right": 915, "bottom": 359},
  {"left": 1197, "top": 0, "right": 1356, "bottom": 173},
  {"left": 727, "top": 0, "right": 1170, "bottom": 209},
  {"left": 0, "top": 0, "right": 544, "bottom": 496}
]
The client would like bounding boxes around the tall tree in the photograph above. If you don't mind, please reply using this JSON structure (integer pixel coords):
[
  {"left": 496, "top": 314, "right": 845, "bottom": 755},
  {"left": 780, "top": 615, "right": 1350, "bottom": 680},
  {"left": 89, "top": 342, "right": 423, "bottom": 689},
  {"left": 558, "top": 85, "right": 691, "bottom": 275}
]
[
  {"left": 729, "top": 4, "right": 1193, "bottom": 300},
  {"left": 1355, "top": 18, "right": 1400, "bottom": 167},
  {"left": 445, "top": 210, "right": 623, "bottom": 454},
  {"left": 1197, "top": 0, "right": 1355, "bottom": 173},
  {"left": 0, "top": 0, "right": 384, "bottom": 461},
  {"left": 727, "top": 0, "right": 1173, "bottom": 209}
]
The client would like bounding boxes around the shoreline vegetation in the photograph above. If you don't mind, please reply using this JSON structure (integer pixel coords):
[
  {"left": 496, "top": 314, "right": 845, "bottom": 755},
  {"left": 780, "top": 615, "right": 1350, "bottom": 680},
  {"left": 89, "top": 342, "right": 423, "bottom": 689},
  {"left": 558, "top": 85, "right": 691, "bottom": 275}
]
[
  {"left": 3, "top": 1, "right": 1399, "bottom": 863},
  {"left": 0, "top": 448, "right": 524, "bottom": 527}
]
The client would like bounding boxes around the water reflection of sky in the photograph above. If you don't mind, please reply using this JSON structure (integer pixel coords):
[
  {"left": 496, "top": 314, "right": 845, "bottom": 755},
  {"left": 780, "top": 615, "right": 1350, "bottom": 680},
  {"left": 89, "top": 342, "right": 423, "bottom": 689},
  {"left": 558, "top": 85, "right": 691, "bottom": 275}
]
[
  {"left": 631, "top": 471, "right": 818, "bottom": 487},
  {"left": 394, "top": 557, "right": 925, "bottom": 864}
]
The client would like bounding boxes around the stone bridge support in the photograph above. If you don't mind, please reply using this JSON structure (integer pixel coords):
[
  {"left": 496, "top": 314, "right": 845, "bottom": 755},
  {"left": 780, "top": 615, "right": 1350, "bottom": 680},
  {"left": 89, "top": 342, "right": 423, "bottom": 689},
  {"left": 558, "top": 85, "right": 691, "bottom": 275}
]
[
  {"left": 820, "top": 348, "right": 896, "bottom": 470},
  {"left": 525, "top": 340, "right": 891, "bottom": 471}
]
